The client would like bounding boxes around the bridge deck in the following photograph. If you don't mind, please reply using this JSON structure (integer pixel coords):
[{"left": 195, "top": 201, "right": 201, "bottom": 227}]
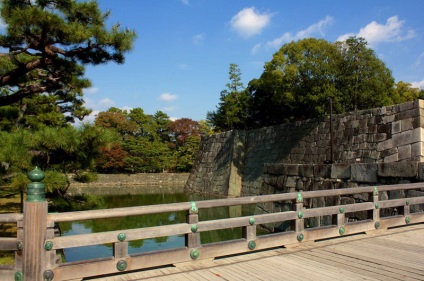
[{"left": 87, "top": 224, "right": 424, "bottom": 281}]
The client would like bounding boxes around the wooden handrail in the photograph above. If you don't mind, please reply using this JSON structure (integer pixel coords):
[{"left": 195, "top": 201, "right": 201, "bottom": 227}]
[
  {"left": 1, "top": 182, "right": 424, "bottom": 281},
  {"left": 0, "top": 213, "right": 23, "bottom": 223}
]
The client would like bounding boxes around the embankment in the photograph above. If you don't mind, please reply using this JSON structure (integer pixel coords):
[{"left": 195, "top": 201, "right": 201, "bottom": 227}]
[{"left": 68, "top": 173, "right": 189, "bottom": 195}]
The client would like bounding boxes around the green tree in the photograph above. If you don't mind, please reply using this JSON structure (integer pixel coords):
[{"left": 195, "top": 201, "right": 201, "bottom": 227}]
[
  {"left": 207, "top": 63, "right": 250, "bottom": 131},
  {"left": 94, "top": 107, "right": 137, "bottom": 137},
  {"left": 0, "top": 0, "right": 136, "bottom": 116},
  {"left": 123, "top": 137, "right": 172, "bottom": 173},
  {"left": 336, "top": 37, "right": 394, "bottom": 111},
  {"left": 392, "top": 81, "right": 422, "bottom": 104},
  {"left": 246, "top": 37, "right": 395, "bottom": 127},
  {"left": 168, "top": 118, "right": 202, "bottom": 172}
]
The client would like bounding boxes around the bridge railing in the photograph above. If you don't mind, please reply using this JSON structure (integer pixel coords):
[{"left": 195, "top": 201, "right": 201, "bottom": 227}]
[{"left": 0, "top": 170, "right": 423, "bottom": 281}]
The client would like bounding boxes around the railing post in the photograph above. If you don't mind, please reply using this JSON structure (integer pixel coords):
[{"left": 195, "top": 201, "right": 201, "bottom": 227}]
[
  {"left": 293, "top": 192, "right": 304, "bottom": 242},
  {"left": 15, "top": 220, "right": 23, "bottom": 274},
  {"left": 372, "top": 187, "right": 381, "bottom": 230},
  {"left": 22, "top": 167, "right": 48, "bottom": 281},
  {"left": 114, "top": 232, "right": 129, "bottom": 259},
  {"left": 186, "top": 202, "right": 200, "bottom": 249}
]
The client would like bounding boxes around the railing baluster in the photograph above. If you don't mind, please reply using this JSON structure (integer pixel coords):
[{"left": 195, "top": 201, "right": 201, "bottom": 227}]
[
  {"left": 15, "top": 220, "right": 23, "bottom": 271},
  {"left": 114, "top": 241, "right": 129, "bottom": 259},
  {"left": 372, "top": 187, "right": 381, "bottom": 230},
  {"left": 186, "top": 202, "right": 200, "bottom": 249},
  {"left": 294, "top": 192, "right": 304, "bottom": 241}
]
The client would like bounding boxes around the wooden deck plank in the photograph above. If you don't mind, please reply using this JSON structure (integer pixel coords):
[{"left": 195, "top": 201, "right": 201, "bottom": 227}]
[
  {"left": 86, "top": 224, "right": 424, "bottom": 281},
  {"left": 282, "top": 254, "right": 380, "bottom": 281},
  {"left": 327, "top": 241, "right": 424, "bottom": 269},
  {"left": 299, "top": 249, "right": 421, "bottom": 281}
]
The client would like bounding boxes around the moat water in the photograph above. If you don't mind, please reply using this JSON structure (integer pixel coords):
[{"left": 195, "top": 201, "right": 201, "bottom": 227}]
[{"left": 60, "top": 188, "right": 256, "bottom": 262}]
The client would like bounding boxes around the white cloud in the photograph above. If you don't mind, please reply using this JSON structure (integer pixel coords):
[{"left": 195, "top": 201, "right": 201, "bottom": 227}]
[
  {"left": 337, "top": 16, "right": 415, "bottom": 46},
  {"left": 179, "top": 63, "right": 189, "bottom": 70},
  {"left": 413, "top": 52, "right": 424, "bottom": 68},
  {"left": 251, "top": 43, "right": 262, "bottom": 54},
  {"left": 83, "top": 87, "right": 99, "bottom": 95},
  {"left": 193, "top": 33, "right": 205, "bottom": 44},
  {"left": 98, "top": 98, "right": 116, "bottom": 108},
  {"left": 159, "top": 93, "right": 177, "bottom": 102},
  {"left": 411, "top": 79, "right": 424, "bottom": 89},
  {"left": 266, "top": 16, "right": 333, "bottom": 48},
  {"left": 230, "top": 7, "right": 272, "bottom": 39},
  {"left": 181, "top": 0, "right": 189, "bottom": 5},
  {"left": 162, "top": 106, "right": 176, "bottom": 112}
]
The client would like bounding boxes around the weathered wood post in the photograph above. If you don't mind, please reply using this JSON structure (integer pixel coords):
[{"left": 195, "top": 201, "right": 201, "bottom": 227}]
[
  {"left": 293, "top": 192, "right": 305, "bottom": 243},
  {"left": 372, "top": 186, "right": 381, "bottom": 230},
  {"left": 21, "top": 167, "right": 48, "bottom": 281},
  {"left": 186, "top": 202, "right": 200, "bottom": 260}
]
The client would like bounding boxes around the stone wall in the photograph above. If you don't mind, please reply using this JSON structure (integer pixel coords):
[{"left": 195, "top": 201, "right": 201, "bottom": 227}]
[
  {"left": 69, "top": 173, "right": 189, "bottom": 194},
  {"left": 185, "top": 100, "right": 424, "bottom": 196},
  {"left": 260, "top": 162, "right": 424, "bottom": 231}
]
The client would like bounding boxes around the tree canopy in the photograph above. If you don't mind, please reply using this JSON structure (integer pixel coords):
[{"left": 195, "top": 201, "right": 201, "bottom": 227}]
[
  {"left": 248, "top": 37, "right": 395, "bottom": 127},
  {"left": 209, "top": 37, "right": 403, "bottom": 131},
  {"left": 207, "top": 63, "right": 250, "bottom": 131},
  {"left": 0, "top": 0, "right": 136, "bottom": 124}
]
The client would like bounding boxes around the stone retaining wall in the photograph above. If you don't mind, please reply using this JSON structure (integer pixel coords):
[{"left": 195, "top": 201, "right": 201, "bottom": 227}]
[
  {"left": 69, "top": 173, "right": 189, "bottom": 194},
  {"left": 186, "top": 100, "right": 424, "bottom": 196},
  {"left": 259, "top": 162, "right": 424, "bottom": 231}
]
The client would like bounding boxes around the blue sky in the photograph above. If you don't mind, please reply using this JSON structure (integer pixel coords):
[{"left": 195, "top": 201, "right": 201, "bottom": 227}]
[{"left": 2, "top": 1, "right": 424, "bottom": 122}]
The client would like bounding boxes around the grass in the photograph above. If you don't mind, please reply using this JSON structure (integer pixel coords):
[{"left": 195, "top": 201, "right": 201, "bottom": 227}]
[{"left": 0, "top": 186, "right": 21, "bottom": 266}]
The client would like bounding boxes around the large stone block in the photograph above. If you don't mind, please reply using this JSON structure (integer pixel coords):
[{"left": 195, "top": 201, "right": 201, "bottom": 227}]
[
  {"left": 351, "top": 163, "right": 378, "bottom": 183},
  {"left": 399, "top": 101, "right": 414, "bottom": 112},
  {"left": 401, "top": 118, "right": 414, "bottom": 132},
  {"left": 417, "top": 162, "right": 424, "bottom": 181},
  {"left": 331, "top": 164, "right": 351, "bottom": 179},
  {"left": 392, "top": 120, "right": 401, "bottom": 134},
  {"left": 378, "top": 162, "right": 418, "bottom": 178},
  {"left": 314, "top": 164, "right": 332, "bottom": 178},
  {"left": 392, "top": 128, "right": 422, "bottom": 147},
  {"left": 384, "top": 153, "right": 399, "bottom": 163},
  {"left": 398, "top": 144, "right": 411, "bottom": 161},
  {"left": 284, "top": 164, "right": 300, "bottom": 176},
  {"left": 299, "top": 164, "right": 314, "bottom": 177},
  {"left": 377, "top": 139, "right": 393, "bottom": 152}
]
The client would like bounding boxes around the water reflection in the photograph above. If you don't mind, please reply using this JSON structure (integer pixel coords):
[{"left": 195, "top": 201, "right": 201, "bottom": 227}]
[{"left": 60, "top": 191, "right": 255, "bottom": 262}]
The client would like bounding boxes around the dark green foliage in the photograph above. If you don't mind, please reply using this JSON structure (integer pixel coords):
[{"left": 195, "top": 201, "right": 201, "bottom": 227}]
[
  {"left": 207, "top": 64, "right": 250, "bottom": 131},
  {"left": 0, "top": 0, "right": 136, "bottom": 129},
  {"left": 210, "top": 37, "right": 400, "bottom": 130}
]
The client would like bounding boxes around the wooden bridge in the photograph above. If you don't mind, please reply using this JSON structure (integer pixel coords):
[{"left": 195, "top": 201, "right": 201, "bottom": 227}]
[{"left": 1, "top": 168, "right": 423, "bottom": 280}]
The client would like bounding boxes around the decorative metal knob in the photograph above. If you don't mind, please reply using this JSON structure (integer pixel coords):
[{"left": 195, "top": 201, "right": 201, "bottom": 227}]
[
  {"left": 26, "top": 166, "right": 45, "bottom": 202},
  {"left": 14, "top": 271, "right": 23, "bottom": 281},
  {"left": 190, "top": 249, "right": 199, "bottom": 260},
  {"left": 117, "top": 233, "right": 126, "bottom": 242},
  {"left": 298, "top": 212, "right": 303, "bottom": 219},
  {"left": 297, "top": 233, "right": 304, "bottom": 242},
  {"left": 191, "top": 224, "right": 198, "bottom": 233},
  {"left": 249, "top": 217, "right": 256, "bottom": 225},
  {"left": 43, "top": 270, "right": 54, "bottom": 281},
  {"left": 116, "top": 260, "right": 127, "bottom": 271},
  {"left": 44, "top": 241, "right": 53, "bottom": 251},
  {"left": 297, "top": 192, "right": 303, "bottom": 202},
  {"left": 248, "top": 241, "right": 256, "bottom": 250},
  {"left": 339, "top": 226, "right": 346, "bottom": 235},
  {"left": 191, "top": 201, "right": 198, "bottom": 213},
  {"left": 16, "top": 241, "right": 23, "bottom": 251}
]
